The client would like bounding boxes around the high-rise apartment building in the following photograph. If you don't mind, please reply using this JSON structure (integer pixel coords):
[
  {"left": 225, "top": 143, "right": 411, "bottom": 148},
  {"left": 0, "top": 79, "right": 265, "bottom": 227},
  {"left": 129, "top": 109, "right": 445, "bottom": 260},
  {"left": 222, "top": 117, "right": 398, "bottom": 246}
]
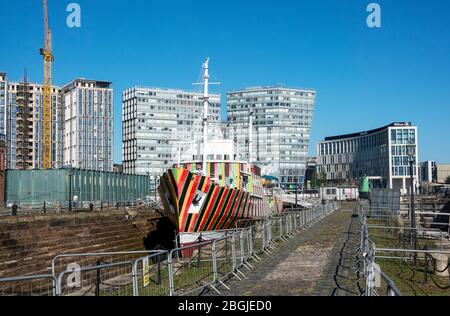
[
  {"left": 62, "top": 79, "right": 114, "bottom": 172},
  {"left": 0, "top": 72, "right": 114, "bottom": 171},
  {"left": 226, "top": 86, "right": 316, "bottom": 189},
  {"left": 0, "top": 73, "right": 7, "bottom": 136},
  {"left": 5, "top": 79, "right": 62, "bottom": 169},
  {"left": 122, "top": 87, "right": 221, "bottom": 177}
]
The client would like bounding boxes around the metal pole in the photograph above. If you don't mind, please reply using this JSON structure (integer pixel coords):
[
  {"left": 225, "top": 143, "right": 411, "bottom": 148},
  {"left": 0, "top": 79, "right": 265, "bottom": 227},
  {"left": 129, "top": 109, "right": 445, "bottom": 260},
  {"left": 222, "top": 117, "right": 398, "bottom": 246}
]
[
  {"left": 410, "top": 159, "right": 417, "bottom": 263},
  {"left": 69, "top": 170, "right": 72, "bottom": 212},
  {"left": 95, "top": 261, "right": 101, "bottom": 296}
]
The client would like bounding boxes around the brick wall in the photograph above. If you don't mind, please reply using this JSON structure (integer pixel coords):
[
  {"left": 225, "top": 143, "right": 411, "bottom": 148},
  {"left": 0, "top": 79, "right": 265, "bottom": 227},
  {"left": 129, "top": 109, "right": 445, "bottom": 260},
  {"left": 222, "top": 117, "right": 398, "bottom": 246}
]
[{"left": 0, "top": 210, "right": 163, "bottom": 278}]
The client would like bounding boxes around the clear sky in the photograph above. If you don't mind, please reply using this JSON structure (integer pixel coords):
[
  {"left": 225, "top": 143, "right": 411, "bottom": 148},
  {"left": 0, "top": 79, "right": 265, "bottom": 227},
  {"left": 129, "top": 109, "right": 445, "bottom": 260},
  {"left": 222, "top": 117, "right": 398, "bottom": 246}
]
[{"left": 1, "top": 0, "right": 449, "bottom": 164}]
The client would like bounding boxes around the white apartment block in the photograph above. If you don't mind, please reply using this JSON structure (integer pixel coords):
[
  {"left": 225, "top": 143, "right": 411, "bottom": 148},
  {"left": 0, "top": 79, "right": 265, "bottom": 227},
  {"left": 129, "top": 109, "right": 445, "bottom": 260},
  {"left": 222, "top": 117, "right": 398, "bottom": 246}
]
[
  {"left": 122, "top": 87, "right": 221, "bottom": 177},
  {"left": 62, "top": 79, "right": 114, "bottom": 172},
  {"left": 0, "top": 72, "right": 114, "bottom": 171},
  {"left": 227, "top": 87, "right": 316, "bottom": 190}
]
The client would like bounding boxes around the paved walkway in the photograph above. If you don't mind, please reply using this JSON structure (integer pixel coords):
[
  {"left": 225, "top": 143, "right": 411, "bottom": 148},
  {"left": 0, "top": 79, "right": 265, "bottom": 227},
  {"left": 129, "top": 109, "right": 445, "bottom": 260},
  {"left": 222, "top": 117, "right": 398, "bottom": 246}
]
[{"left": 202, "top": 203, "right": 362, "bottom": 296}]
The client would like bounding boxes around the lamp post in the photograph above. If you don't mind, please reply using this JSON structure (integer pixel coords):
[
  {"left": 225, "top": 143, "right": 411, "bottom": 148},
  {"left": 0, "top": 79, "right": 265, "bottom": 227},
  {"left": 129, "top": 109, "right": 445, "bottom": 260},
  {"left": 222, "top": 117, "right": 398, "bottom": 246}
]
[{"left": 406, "top": 140, "right": 417, "bottom": 256}]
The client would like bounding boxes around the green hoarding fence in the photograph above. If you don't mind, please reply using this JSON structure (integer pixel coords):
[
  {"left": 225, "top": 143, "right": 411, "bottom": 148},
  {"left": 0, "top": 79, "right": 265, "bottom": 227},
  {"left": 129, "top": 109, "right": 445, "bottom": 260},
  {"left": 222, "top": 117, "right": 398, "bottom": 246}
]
[{"left": 6, "top": 169, "right": 151, "bottom": 209}]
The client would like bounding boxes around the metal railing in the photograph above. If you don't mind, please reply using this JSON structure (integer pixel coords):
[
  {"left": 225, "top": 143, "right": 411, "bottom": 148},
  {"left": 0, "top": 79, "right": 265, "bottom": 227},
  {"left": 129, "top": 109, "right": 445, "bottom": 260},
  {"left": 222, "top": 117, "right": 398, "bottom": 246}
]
[
  {"left": 359, "top": 208, "right": 403, "bottom": 296},
  {"left": 1, "top": 202, "right": 340, "bottom": 296},
  {"left": 0, "top": 275, "right": 58, "bottom": 296}
]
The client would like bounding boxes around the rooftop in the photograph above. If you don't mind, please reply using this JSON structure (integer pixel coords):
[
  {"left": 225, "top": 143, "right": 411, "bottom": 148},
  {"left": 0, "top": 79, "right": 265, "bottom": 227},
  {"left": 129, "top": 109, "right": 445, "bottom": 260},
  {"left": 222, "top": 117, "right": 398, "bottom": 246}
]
[
  {"left": 324, "top": 122, "right": 413, "bottom": 142},
  {"left": 228, "top": 86, "right": 316, "bottom": 93}
]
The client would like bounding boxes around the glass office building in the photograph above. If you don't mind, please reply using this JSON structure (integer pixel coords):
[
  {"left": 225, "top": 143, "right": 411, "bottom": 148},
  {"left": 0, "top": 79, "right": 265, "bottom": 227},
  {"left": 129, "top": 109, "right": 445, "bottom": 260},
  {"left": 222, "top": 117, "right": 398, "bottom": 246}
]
[
  {"left": 122, "top": 87, "right": 221, "bottom": 178},
  {"left": 227, "top": 87, "right": 316, "bottom": 189},
  {"left": 317, "top": 122, "right": 419, "bottom": 194}
]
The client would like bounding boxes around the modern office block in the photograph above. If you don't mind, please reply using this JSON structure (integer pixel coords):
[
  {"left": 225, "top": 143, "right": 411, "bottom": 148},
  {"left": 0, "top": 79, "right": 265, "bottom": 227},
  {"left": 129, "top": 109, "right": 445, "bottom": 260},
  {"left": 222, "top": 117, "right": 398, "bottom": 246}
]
[{"left": 317, "top": 122, "right": 419, "bottom": 194}]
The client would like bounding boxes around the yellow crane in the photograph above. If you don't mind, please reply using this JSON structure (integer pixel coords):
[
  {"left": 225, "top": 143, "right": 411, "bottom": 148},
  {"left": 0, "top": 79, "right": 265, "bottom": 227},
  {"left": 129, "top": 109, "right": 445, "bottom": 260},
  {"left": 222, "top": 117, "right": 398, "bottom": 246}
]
[{"left": 40, "top": 0, "right": 53, "bottom": 169}]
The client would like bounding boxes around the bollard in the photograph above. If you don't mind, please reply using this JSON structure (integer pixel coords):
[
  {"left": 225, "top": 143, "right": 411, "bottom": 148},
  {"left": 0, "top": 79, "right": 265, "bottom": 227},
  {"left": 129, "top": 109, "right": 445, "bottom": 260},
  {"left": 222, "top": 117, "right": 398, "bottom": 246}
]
[{"left": 432, "top": 254, "right": 449, "bottom": 278}]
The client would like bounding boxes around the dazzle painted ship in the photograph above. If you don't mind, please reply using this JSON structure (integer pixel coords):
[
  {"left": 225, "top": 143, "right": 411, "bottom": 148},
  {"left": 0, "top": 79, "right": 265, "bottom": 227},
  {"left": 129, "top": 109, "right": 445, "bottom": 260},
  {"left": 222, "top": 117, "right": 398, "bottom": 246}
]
[{"left": 158, "top": 59, "right": 284, "bottom": 242}]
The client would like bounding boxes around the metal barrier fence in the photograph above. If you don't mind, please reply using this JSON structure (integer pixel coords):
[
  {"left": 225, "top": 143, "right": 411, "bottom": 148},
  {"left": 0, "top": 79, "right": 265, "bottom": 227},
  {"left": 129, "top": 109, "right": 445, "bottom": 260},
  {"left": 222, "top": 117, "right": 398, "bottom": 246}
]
[
  {"left": 57, "top": 260, "right": 136, "bottom": 296},
  {"left": 1, "top": 202, "right": 340, "bottom": 296},
  {"left": 359, "top": 208, "right": 403, "bottom": 296},
  {"left": 0, "top": 275, "right": 57, "bottom": 296}
]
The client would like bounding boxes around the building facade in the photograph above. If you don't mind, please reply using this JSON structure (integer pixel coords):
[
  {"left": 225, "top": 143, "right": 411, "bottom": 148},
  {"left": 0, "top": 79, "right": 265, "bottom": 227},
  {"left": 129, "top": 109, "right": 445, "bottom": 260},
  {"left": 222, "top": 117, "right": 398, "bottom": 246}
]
[
  {"left": 420, "top": 161, "right": 437, "bottom": 184},
  {"left": 317, "top": 122, "right": 419, "bottom": 194},
  {"left": 0, "top": 72, "right": 114, "bottom": 172},
  {"left": 0, "top": 73, "right": 7, "bottom": 137},
  {"left": 226, "top": 87, "right": 316, "bottom": 189},
  {"left": 5, "top": 79, "right": 63, "bottom": 169},
  {"left": 122, "top": 87, "right": 221, "bottom": 177},
  {"left": 0, "top": 134, "right": 6, "bottom": 206},
  {"left": 62, "top": 79, "right": 114, "bottom": 172},
  {"left": 437, "top": 164, "right": 450, "bottom": 184}
]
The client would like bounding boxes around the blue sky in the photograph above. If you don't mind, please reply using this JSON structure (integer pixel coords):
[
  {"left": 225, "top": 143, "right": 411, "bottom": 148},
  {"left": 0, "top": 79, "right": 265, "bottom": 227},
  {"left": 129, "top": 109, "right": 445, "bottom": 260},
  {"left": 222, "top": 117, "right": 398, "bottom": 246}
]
[{"left": 1, "top": 0, "right": 449, "bottom": 164}]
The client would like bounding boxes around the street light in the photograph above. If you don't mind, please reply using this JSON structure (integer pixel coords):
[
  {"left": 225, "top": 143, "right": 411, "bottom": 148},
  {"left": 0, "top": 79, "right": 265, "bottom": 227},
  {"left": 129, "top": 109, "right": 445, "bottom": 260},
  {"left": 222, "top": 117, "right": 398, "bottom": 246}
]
[{"left": 406, "top": 139, "right": 417, "bottom": 255}]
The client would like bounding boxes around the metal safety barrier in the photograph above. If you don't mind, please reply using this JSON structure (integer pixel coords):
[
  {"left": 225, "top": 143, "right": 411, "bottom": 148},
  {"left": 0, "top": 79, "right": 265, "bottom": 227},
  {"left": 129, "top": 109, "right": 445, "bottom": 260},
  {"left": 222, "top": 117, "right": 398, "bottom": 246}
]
[
  {"left": 359, "top": 208, "right": 403, "bottom": 296},
  {"left": 0, "top": 274, "right": 58, "bottom": 296},
  {"left": 56, "top": 260, "right": 136, "bottom": 296},
  {"left": 1, "top": 202, "right": 340, "bottom": 296}
]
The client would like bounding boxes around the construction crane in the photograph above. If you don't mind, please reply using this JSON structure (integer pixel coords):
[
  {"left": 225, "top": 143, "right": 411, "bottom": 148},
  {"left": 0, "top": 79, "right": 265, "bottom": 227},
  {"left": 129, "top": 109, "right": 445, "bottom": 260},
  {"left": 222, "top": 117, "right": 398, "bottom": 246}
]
[{"left": 39, "top": 0, "right": 54, "bottom": 169}]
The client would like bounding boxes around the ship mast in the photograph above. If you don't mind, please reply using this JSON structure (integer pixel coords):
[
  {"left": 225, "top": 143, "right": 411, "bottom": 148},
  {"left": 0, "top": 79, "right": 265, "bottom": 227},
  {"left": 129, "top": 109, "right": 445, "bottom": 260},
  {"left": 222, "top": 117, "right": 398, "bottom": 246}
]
[
  {"left": 249, "top": 109, "right": 254, "bottom": 164},
  {"left": 202, "top": 58, "right": 210, "bottom": 175}
]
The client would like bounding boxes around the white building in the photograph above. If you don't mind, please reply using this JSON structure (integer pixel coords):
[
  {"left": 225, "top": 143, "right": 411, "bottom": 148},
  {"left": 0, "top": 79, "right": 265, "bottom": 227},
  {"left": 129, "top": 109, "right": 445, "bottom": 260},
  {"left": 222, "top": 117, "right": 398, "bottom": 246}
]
[
  {"left": 62, "top": 79, "right": 114, "bottom": 172},
  {"left": 122, "top": 87, "right": 221, "bottom": 177},
  {"left": 0, "top": 72, "right": 114, "bottom": 171},
  {"left": 227, "top": 86, "right": 316, "bottom": 190},
  {"left": 317, "top": 122, "right": 419, "bottom": 194}
]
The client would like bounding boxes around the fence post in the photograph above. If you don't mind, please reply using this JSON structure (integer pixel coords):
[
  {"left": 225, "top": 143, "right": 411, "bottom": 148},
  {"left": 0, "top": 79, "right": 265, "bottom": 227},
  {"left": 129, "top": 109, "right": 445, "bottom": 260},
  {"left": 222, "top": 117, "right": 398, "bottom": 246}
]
[
  {"left": 231, "top": 234, "right": 237, "bottom": 271},
  {"left": 212, "top": 240, "right": 218, "bottom": 284},
  {"left": 239, "top": 231, "right": 245, "bottom": 265},
  {"left": 132, "top": 260, "right": 139, "bottom": 296},
  {"left": 95, "top": 261, "right": 101, "bottom": 297},
  {"left": 168, "top": 253, "right": 175, "bottom": 296},
  {"left": 278, "top": 217, "right": 282, "bottom": 239}
]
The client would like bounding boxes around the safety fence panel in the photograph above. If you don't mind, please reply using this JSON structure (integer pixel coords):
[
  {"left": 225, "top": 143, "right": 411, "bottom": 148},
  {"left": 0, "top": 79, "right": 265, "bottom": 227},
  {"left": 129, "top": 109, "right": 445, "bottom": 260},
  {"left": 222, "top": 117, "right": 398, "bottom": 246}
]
[
  {"left": 52, "top": 251, "right": 163, "bottom": 280},
  {"left": 213, "top": 236, "right": 235, "bottom": 283},
  {"left": 271, "top": 217, "right": 283, "bottom": 241},
  {"left": 57, "top": 261, "right": 135, "bottom": 296},
  {"left": 133, "top": 252, "right": 170, "bottom": 297},
  {"left": 0, "top": 275, "right": 57, "bottom": 296},
  {"left": 1, "top": 203, "right": 341, "bottom": 296},
  {"left": 168, "top": 241, "right": 215, "bottom": 296}
]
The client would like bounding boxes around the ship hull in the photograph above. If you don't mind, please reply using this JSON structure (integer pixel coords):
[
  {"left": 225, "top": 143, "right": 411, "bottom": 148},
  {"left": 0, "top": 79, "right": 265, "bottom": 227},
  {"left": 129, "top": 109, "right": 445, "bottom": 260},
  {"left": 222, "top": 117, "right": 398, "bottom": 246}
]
[{"left": 158, "top": 168, "right": 268, "bottom": 234}]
